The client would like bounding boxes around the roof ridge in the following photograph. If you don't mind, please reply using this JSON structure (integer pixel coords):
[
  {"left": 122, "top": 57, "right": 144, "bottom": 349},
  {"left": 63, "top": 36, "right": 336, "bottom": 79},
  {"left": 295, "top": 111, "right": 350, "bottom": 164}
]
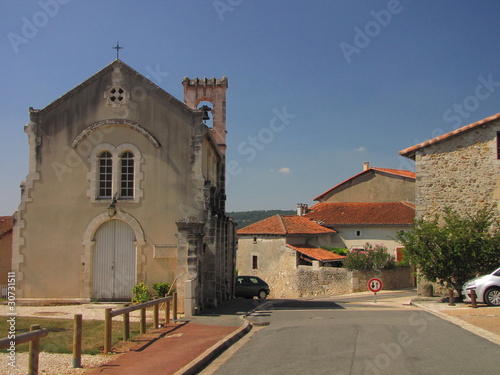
[
  {"left": 277, "top": 215, "right": 288, "bottom": 235},
  {"left": 400, "top": 201, "right": 416, "bottom": 208},
  {"left": 372, "top": 167, "right": 415, "bottom": 173}
]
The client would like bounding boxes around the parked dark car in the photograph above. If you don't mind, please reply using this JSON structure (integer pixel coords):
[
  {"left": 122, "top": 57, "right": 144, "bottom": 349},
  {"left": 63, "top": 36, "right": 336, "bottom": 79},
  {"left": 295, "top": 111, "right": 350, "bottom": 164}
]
[
  {"left": 235, "top": 276, "right": 270, "bottom": 299},
  {"left": 462, "top": 266, "right": 500, "bottom": 306}
]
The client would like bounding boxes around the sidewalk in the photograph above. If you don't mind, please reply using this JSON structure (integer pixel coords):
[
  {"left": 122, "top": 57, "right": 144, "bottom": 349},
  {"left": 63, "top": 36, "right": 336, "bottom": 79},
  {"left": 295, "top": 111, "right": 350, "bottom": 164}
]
[
  {"left": 85, "top": 321, "right": 248, "bottom": 375},
  {"left": 411, "top": 298, "right": 500, "bottom": 346}
]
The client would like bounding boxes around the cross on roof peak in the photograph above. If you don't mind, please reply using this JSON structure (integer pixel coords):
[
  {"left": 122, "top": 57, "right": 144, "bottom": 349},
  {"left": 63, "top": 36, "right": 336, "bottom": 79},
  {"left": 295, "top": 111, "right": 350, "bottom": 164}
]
[{"left": 112, "top": 42, "right": 123, "bottom": 59}]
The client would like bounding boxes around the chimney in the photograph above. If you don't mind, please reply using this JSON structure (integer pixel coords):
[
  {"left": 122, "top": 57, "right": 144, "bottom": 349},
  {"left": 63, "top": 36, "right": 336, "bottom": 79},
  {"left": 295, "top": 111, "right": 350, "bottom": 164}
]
[
  {"left": 297, "top": 203, "right": 308, "bottom": 216},
  {"left": 363, "top": 161, "right": 370, "bottom": 171}
]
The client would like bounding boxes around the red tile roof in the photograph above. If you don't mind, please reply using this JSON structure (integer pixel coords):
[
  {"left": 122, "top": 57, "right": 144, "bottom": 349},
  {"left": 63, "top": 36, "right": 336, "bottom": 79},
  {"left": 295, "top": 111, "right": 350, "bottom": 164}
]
[
  {"left": 237, "top": 215, "right": 336, "bottom": 236},
  {"left": 305, "top": 202, "right": 415, "bottom": 226},
  {"left": 314, "top": 168, "right": 415, "bottom": 201},
  {"left": 287, "top": 244, "right": 345, "bottom": 262},
  {"left": 399, "top": 112, "right": 500, "bottom": 159},
  {"left": 371, "top": 168, "right": 416, "bottom": 179},
  {"left": 0, "top": 216, "right": 13, "bottom": 238}
]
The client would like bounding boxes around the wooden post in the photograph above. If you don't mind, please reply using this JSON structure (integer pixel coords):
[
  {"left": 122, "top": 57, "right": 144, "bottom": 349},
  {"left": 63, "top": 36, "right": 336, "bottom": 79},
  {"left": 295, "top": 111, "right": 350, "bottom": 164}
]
[
  {"left": 165, "top": 300, "right": 171, "bottom": 325},
  {"left": 28, "top": 324, "right": 40, "bottom": 375},
  {"left": 153, "top": 303, "right": 159, "bottom": 328},
  {"left": 448, "top": 288, "right": 455, "bottom": 306},
  {"left": 73, "top": 314, "right": 82, "bottom": 368},
  {"left": 140, "top": 307, "right": 146, "bottom": 334},
  {"left": 104, "top": 308, "right": 112, "bottom": 354},
  {"left": 123, "top": 312, "right": 130, "bottom": 341},
  {"left": 470, "top": 289, "right": 478, "bottom": 308},
  {"left": 173, "top": 292, "right": 178, "bottom": 321}
]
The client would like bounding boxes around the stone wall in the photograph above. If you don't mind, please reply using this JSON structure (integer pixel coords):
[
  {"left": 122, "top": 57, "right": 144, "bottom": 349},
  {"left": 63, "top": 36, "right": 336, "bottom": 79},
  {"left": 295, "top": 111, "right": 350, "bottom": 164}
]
[
  {"left": 238, "top": 237, "right": 414, "bottom": 299},
  {"left": 351, "top": 268, "right": 415, "bottom": 292},
  {"left": 281, "top": 266, "right": 414, "bottom": 299},
  {"left": 297, "top": 267, "right": 351, "bottom": 298},
  {"left": 414, "top": 121, "right": 500, "bottom": 220}
]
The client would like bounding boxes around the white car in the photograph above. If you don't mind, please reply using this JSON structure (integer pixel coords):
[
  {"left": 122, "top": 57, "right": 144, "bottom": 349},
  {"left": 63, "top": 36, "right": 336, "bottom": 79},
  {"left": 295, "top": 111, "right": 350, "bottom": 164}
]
[{"left": 462, "top": 267, "right": 500, "bottom": 306}]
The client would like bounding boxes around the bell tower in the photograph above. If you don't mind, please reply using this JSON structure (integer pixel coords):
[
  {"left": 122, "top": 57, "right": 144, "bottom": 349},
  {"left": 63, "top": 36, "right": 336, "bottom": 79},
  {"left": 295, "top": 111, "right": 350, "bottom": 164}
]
[{"left": 183, "top": 77, "right": 228, "bottom": 154}]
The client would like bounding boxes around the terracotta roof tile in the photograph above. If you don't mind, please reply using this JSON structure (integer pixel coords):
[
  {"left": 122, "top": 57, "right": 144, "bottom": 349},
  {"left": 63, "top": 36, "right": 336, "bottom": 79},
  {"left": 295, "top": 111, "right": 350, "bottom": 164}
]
[
  {"left": 314, "top": 168, "right": 415, "bottom": 201},
  {"left": 399, "top": 112, "right": 500, "bottom": 159},
  {"left": 305, "top": 202, "right": 415, "bottom": 226},
  {"left": 0, "top": 216, "right": 13, "bottom": 237},
  {"left": 237, "top": 215, "right": 336, "bottom": 235},
  {"left": 287, "top": 244, "right": 345, "bottom": 262},
  {"left": 371, "top": 168, "right": 416, "bottom": 179}
]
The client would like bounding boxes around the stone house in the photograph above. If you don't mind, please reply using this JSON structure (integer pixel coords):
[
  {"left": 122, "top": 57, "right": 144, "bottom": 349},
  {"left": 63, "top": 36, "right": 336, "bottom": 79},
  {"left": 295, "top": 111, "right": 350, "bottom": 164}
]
[
  {"left": 399, "top": 113, "right": 500, "bottom": 219},
  {"left": 237, "top": 214, "right": 413, "bottom": 298},
  {"left": 236, "top": 164, "right": 416, "bottom": 298},
  {"left": 313, "top": 162, "right": 415, "bottom": 203},
  {"left": 237, "top": 215, "right": 343, "bottom": 297},
  {"left": 0, "top": 216, "right": 13, "bottom": 289},
  {"left": 299, "top": 164, "right": 416, "bottom": 260},
  {"left": 303, "top": 201, "right": 415, "bottom": 261},
  {"left": 12, "top": 60, "right": 236, "bottom": 314}
]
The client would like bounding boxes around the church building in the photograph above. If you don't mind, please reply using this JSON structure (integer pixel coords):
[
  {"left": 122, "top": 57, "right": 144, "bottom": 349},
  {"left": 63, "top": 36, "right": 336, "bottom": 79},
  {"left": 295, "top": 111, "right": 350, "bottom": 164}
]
[{"left": 12, "top": 59, "right": 236, "bottom": 315}]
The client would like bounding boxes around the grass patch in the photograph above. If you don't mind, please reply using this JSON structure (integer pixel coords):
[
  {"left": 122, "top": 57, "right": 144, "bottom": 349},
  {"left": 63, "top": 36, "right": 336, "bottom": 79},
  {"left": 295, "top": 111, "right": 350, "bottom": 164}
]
[{"left": 0, "top": 316, "right": 149, "bottom": 354}]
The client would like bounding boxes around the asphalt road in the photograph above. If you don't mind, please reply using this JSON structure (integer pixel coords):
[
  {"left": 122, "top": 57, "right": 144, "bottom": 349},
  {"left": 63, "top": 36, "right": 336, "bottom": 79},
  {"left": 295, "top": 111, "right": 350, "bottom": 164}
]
[{"left": 203, "top": 293, "right": 499, "bottom": 375}]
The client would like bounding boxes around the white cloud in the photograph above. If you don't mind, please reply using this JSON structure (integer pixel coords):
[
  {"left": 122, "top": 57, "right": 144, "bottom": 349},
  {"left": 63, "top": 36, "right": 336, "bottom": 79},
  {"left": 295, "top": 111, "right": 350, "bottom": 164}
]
[
  {"left": 356, "top": 146, "right": 367, "bottom": 152},
  {"left": 278, "top": 167, "right": 292, "bottom": 174}
]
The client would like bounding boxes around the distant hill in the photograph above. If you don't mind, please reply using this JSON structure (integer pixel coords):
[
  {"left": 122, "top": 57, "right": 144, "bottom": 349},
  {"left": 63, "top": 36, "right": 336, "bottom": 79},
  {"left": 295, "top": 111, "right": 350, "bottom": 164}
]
[{"left": 228, "top": 210, "right": 296, "bottom": 228}]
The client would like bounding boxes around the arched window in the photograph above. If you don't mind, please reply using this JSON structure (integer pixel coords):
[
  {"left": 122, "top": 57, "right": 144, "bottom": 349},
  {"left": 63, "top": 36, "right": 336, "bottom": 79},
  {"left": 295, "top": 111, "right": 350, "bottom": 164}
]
[
  {"left": 88, "top": 143, "right": 142, "bottom": 203},
  {"left": 98, "top": 151, "right": 113, "bottom": 199},
  {"left": 120, "top": 151, "right": 134, "bottom": 199}
]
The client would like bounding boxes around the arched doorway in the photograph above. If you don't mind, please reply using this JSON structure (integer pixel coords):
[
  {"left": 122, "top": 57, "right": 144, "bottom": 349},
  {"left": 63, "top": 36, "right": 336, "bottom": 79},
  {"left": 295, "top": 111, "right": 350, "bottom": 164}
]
[{"left": 92, "top": 220, "right": 136, "bottom": 301}]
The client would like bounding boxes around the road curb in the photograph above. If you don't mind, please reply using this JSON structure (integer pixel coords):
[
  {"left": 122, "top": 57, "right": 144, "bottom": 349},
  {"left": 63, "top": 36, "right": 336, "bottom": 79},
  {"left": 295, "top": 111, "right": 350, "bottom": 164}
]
[
  {"left": 173, "top": 300, "right": 271, "bottom": 375},
  {"left": 411, "top": 301, "right": 500, "bottom": 346}
]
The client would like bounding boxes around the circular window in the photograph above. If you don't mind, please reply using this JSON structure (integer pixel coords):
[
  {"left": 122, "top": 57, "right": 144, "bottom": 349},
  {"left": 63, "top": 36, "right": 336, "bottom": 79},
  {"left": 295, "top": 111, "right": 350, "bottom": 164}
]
[{"left": 108, "top": 87, "right": 125, "bottom": 103}]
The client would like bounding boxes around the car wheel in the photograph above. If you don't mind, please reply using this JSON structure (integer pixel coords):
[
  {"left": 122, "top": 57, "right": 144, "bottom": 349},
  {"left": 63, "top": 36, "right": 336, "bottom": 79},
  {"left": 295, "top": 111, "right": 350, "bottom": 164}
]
[
  {"left": 258, "top": 290, "right": 268, "bottom": 299},
  {"left": 484, "top": 287, "right": 500, "bottom": 306}
]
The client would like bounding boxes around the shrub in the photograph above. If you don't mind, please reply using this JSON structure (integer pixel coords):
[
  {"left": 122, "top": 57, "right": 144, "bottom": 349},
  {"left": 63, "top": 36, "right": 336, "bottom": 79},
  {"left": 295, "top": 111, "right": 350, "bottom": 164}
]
[
  {"left": 152, "top": 282, "right": 171, "bottom": 297},
  {"left": 343, "top": 243, "right": 395, "bottom": 271},
  {"left": 132, "top": 282, "right": 151, "bottom": 303}
]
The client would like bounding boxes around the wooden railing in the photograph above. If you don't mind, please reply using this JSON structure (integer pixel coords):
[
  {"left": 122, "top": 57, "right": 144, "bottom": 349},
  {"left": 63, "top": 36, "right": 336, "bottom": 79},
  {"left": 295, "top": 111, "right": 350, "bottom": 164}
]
[
  {"left": 0, "top": 324, "right": 49, "bottom": 375},
  {"left": 103, "top": 292, "right": 177, "bottom": 353}
]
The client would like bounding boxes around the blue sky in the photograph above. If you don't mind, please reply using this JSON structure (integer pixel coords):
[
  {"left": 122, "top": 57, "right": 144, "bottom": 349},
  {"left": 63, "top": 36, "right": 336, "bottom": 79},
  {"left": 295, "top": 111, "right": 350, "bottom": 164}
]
[{"left": 2, "top": 0, "right": 500, "bottom": 214}]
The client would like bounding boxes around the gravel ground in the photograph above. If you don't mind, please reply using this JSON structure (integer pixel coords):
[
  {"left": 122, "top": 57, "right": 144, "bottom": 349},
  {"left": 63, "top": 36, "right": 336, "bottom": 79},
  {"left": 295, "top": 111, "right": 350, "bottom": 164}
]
[{"left": 0, "top": 303, "right": 162, "bottom": 321}]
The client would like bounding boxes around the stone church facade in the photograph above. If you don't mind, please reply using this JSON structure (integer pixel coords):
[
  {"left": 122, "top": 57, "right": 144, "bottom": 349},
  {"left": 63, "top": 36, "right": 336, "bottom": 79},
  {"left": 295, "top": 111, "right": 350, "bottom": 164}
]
[{"left": 12, "top": 60, "right": 236, "bottom": 314}]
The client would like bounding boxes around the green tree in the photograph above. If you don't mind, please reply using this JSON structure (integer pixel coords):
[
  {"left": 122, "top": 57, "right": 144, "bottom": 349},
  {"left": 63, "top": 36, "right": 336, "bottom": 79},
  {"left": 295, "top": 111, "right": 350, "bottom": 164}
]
[{"left": 396, "top": 207, "right": 500, "bottom": 295}]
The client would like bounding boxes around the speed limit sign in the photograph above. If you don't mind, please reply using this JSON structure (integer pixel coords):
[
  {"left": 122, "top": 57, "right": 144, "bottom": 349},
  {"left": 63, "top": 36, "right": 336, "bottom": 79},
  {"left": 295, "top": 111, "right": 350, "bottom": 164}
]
[{"left": 368, "top": 278, "right": 383, "bottom": 293}]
